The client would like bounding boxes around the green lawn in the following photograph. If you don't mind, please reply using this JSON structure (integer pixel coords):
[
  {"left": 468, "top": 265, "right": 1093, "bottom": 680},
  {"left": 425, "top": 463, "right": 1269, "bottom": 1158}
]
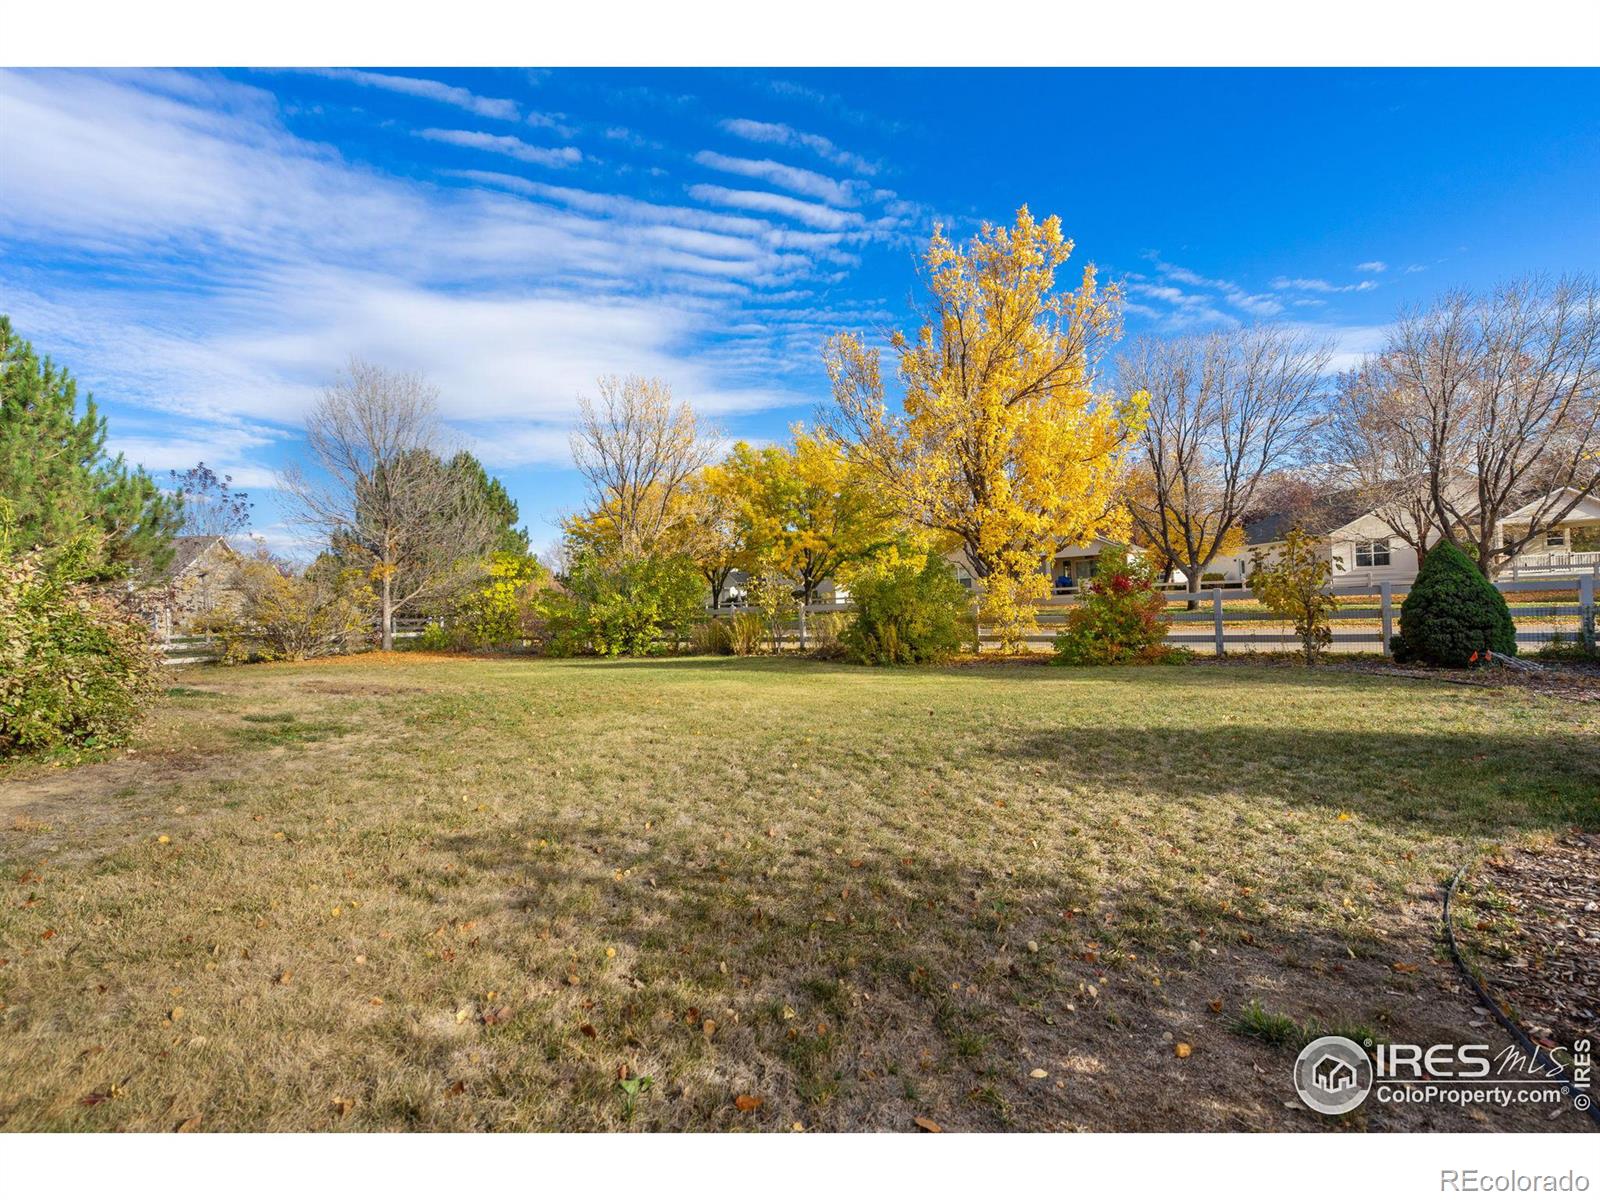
[{"left": 1, "top": 654, "right": 1595, "bottom": 1132}]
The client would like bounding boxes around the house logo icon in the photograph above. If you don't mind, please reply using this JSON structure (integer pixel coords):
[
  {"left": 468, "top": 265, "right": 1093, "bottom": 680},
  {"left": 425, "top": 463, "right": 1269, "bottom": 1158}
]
[
  {"left": 1313, "top": 1054, "right": 1357, "bottom": 1093},
  {"left": 1293, "top": 1036, "right": 1373, "bottom": 1115}
]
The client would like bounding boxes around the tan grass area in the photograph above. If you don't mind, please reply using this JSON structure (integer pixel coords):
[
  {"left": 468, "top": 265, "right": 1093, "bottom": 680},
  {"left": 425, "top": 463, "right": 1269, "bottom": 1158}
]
[{"left": 2, "top": 656, "right": 1595, "bottom": 1131}]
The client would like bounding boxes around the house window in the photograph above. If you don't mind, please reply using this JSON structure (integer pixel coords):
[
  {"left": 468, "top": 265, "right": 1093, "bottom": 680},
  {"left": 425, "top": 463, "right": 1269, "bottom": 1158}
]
[
  {"left": 1545, "top": 528, "right": 1566, "bottom": 548},
  {"left": 1354, "top": 538, "right": 1390, "bottom": 568}
]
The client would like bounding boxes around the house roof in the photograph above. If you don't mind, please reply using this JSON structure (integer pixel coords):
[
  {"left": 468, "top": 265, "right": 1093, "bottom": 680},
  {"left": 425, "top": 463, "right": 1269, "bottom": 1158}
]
[
  {"left": 1500, "top": 487, "right": 1600, "bottom": 525},
  {"left": 163, "top": 535, "right": 228, "bottom": 580},
  {"left": 1243, "top": 489, "right": 1369, "bottom": 545}
]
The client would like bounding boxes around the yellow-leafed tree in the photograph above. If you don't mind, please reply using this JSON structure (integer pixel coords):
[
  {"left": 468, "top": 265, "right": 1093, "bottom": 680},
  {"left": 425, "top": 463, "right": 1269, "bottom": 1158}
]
[
  {"left": 708, "top": 429, "right": 895, "bottom": 649},
  {"left": 670, "top": 467, "right": 751, "bottom": 610},
  {"left": 824, "top": 207, "right": 1146, "bottom": 651}
]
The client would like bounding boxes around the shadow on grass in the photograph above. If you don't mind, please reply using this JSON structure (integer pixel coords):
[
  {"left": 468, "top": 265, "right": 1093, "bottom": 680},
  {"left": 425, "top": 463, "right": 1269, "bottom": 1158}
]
[
  {"left": 429, "top": 801, "right": 1503, "bottom": 1130},
  {"left": 999, "top": 724, "right": 1599, "bottom": 839}
]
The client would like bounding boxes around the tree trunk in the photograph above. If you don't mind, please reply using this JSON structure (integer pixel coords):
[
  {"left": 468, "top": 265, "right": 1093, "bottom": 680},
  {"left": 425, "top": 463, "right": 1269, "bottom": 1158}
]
[
  {"left": 796, "top": 590, "right": 809, "bottom": 651},
  {"left": 380, "top": 573, "right": 394, "bottom": 652},
  {"left": 1185, "top": 569, "right": 1201, "bottom": 612}
]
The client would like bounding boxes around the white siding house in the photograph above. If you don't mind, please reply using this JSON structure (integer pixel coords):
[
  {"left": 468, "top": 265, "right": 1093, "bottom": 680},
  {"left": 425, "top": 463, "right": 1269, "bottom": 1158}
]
[{"left": 1226, "top": 486, "right": 1600, "bottom": 588}]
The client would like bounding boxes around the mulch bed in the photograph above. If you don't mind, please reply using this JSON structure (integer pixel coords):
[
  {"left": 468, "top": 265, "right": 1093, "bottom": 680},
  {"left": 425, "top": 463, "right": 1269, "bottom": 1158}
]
[{"left": 1460, "top": 831, "right": 1600, "bottom": 1051}]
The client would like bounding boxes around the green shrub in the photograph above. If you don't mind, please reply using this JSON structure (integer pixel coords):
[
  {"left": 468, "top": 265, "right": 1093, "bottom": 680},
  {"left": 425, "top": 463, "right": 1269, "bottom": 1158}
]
[
  {"left": 841, "top": 554, "right": 968, "bottom": 666},
  {"left": 1391, "top": 542, "right": 1516, "bottom": 666},
  {"left": 1248, "top": 526, "right": 1339, "bottom": 667},
  {"left": 0, "top": 534, "right": 165, "bottom": 757},
  {"left": 1054, "top": 546, "right": 1184, "bottom": 666},
  {"left": 455, "top": 551, "right": 552, "bottom": 649},
  {"left": 747, "top": 569, "right": 797, "bottom": 652},
  {"left": 552, "top": 550, "right": 704, "bottom": 657}
]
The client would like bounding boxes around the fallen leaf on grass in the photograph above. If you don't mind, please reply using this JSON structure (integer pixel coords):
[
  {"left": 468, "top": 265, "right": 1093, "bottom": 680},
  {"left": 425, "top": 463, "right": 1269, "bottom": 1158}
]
[
  {"left": 580, "top": 1023, "right": 598, "bottom": 1038},
  {"left": 1207, "top": 999, "right": 1224, "bottom": 1014},
  {"left": 1175, "top": 1043, "right": 1193, "bottom": 1058},
  {"left": 1029, "top": 1068, "right": 1049, "bottom": 1079},
  {"left": 914, "top": 1116, "right": 942, "bottom": 1132},
  {"left": 174, "top": 1115, "right": 202, "bottom": 1133},
  {"left": 734, "top": 1094, "right": 763, "bottom": 1112},
  {"left": 444, "top": 1080, "right": 465, "bottom": 1096},
  {"left": 331, "top": 1096, "right": 356, "bottom": 1116},
  {"left": 482, "top": 1006, "right": 513, "bottom": 1026},
  {"left": 1391, "top": 962, "right": 1419, "bottom": 974}
]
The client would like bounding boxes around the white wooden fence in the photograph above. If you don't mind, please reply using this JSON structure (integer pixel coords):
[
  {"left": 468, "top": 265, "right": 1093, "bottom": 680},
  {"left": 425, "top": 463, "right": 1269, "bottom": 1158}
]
[
  {"left": 158, "top": 616, "right": 430, "bottom": 665},
  {"left": 976, "top": 574, "right": 1598, "bottom": 655}
]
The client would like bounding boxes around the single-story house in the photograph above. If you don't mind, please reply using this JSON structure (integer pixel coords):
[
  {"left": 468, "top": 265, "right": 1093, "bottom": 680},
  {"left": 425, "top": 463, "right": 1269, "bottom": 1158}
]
[
  {"left": 130, "top": 535, "right": 248, "bottom": 639},
  {"left": 948, "top": 538, "right": 1186, "bottom": 596},
  {"left": 1222, "top": 486, "right": 1600, "bottom": 587}
]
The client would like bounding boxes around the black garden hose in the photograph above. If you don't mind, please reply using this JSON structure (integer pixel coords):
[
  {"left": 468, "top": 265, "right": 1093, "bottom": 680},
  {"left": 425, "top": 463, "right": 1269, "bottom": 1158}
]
[{"left": 1441, "top": 862, "right": 1599, "bottom": 1128}]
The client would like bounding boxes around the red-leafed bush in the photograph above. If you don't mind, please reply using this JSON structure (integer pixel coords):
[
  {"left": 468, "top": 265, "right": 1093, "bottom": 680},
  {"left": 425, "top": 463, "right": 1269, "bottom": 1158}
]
[{"left": 1053, "top": 547, "right": 1186, "bottom": 666}]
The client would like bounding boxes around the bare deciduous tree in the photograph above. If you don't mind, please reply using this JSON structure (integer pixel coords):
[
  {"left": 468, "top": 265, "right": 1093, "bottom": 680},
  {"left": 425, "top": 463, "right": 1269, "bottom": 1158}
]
[
  {"left": 1384, "top": 274, "right": 1600, "bottom": 574},
  {"left": 279, "top": 359, "right": 496, "bottom": 650},
  {"left": 1122, "top": 326, "right": 1331, "bottom": 605},
  {"left": 1322, "top": 359, "right": 1449, "bottom": 569},
  {"left": 568, "top": 374, "right": 712, "bottom": 559}
]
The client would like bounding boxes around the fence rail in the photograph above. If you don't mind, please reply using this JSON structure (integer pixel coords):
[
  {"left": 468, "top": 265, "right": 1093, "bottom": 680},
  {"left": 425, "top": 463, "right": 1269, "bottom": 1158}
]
[
  {"left": 158, "top": 619, "right": 427, "bottom": 665},
  {"left": 974, "top": 574, "right": 1597, "bottom": 656}
]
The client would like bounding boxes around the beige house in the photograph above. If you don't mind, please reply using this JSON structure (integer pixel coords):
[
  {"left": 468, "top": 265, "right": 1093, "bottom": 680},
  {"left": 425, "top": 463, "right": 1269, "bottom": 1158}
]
[
  {"left": 1224, "top": 486, "right": 1600, "bottom": 587},
  {"left": 131, "top": 535, "right": 248, "bottom": 639}
]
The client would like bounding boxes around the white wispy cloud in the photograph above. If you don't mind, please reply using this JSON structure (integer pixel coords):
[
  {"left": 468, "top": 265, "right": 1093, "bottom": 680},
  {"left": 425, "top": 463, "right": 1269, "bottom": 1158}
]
[
  {"left": 1355, "top": 261, "right": 1388, "bottom": 273},
  {"left": 693, "top": 150, "right": 857, "bottom": 206},
  {"left": 0, "top": 69, "right": 887, "bottom": 492},
  {"left": 309, "top": 69, "right": 520, "bottom": 121},
  {"left": 416, "top": 128, "right": 581, "bottom": 167},
  {"left": 718, "top": 117, "right": 878, "bottom": 176},
  {"left": 1272, "top": 276, "right": 1379, "bottom": 294},
  {"left": 687, "top": 184, "right": 861, "bottom": 230},
  {"left": 1134, "top": 254, "right": 1284, "bottom": 321}
]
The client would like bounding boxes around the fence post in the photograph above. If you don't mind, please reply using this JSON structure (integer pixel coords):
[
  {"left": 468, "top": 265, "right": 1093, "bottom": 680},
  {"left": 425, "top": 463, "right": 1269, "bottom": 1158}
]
[
  {"left": 1380, "top": 582, "right": 1393, "bottom": 654},
  {"left": 1582, "top": 575, "right": 1596, "bottom": 654},
  {"left": 1212, "top": 588, "right": 1225, "bottom": 657}
]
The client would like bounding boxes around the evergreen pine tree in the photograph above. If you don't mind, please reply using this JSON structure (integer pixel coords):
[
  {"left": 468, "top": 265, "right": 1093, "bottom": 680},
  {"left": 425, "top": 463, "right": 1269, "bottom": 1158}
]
[{"left": 0, "top": 316, "right": 180, "bottom": 577}]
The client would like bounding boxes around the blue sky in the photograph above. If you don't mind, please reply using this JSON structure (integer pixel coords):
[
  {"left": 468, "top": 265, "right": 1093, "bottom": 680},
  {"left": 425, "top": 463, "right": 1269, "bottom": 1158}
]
[{"left": 2, "top": 67, "right": 1596, "bottom": 554}]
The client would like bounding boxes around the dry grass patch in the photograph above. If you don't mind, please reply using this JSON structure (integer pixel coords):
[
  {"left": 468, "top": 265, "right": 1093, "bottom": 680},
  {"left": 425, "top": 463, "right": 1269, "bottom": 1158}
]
[{"left": 1, "top": 656, "right": 1595, "bottom": 1132}]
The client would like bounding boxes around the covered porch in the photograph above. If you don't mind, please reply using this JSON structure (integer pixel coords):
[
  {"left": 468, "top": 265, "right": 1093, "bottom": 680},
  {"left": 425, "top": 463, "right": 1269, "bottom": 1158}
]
[{"left": 1497, "top": 490, "right": 1600, "bottom": 579}]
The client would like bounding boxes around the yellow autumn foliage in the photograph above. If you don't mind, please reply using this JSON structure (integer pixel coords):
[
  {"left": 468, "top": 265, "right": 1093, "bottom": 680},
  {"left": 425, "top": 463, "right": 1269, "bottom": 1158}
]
[{"left": 824, "top": 207, "right": 1146, "bottom": 651}]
